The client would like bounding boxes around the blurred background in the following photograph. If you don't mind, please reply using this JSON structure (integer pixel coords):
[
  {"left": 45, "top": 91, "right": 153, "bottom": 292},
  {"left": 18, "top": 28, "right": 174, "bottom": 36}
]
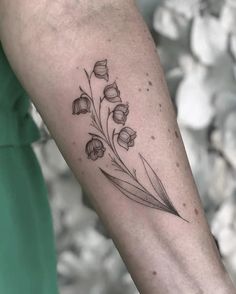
[{"left": 31, "top": 0, "right": 236, "bottom": 293}]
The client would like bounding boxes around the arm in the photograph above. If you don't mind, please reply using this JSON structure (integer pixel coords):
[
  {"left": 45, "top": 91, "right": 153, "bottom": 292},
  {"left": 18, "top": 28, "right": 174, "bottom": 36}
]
[{"left": 0, "top": 1, "right": 235, "bottom": 293}]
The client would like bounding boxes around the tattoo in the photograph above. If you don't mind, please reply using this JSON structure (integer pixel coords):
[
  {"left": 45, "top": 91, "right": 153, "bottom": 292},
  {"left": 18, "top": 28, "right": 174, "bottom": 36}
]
[{"left": 72, "top": 59, "right": 188, "bottom": 222}]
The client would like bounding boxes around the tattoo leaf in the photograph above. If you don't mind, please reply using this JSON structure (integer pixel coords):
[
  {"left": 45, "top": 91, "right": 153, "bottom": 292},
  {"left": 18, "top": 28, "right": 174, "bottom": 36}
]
[
  {"left": 100, "top": 168, "right": 179, "bottom": 215},
  {"left": 139, "top": 154, "right": 179, "bottom": 215},
  {"left": 72, "top": 59, "right": 187, "bottom": 222}
]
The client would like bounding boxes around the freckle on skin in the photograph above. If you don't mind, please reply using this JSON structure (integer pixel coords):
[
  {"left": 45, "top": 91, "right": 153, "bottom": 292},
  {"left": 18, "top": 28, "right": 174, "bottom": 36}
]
[
  {"left": 148, "top": 81, "right": 152, "bottom": 86},
  {"left": 152, "top": 271, "right": 157, "bottom": 276},
  {"left": 183, "top": 203, "right": 186, "bottom": 207},
  {"left": 72, "top": 141, "right": 76, "bottom": 145},
  {"left": 194, "top": 208, "right": 199, "bottom": 215},
  {"left": 147, "top": 88, "right": 149, "bottom": 92},
  {"left": 168, "top": 129, "right": 171, "bottom": 133},
  {"left": 146, "top": 73, "right": 149, "bottom": 77},
  {"left": 176, "top": 162, "right": 180, "bottom": 168},
  {"left": 151, "top": 136, "right": 155, "bottom": 140},
  {"left": 138, "top": 88, "right": 142, "bottom": 92},
  {"left": 175, "top": 130, "right": 179, "bottom": 138},
  {"left": 159, "top": 103, "right": 162, "bottom": 108},
  {"left": 78, "top": 158, "right": 82, "bottom": 162}
]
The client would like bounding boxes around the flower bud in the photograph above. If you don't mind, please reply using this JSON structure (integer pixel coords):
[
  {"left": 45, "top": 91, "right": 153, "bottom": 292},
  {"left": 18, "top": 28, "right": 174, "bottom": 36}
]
[
  {"left": 93, "top": 59, "right": 109, "bottom": 81},
  {"left": 103, "top": 82, "right": 121, "bottom": 103},
  {"left": 72, "top": 94, "right": 91, "bottom": 115},
  {"left": 117, "top": 127, "right": 136, "bottom": 150},
  {"left": 112, "top": 103, "right": 129, "bottom": 125},
  {"left": 85, "top": 138, "right": 106, "bottom": 160}
]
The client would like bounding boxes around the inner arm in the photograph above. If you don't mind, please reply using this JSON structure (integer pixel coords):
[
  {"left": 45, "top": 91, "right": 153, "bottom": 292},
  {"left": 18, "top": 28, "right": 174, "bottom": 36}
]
[{"left": 0, "top": 1, "right": 235, "bottom": 293}]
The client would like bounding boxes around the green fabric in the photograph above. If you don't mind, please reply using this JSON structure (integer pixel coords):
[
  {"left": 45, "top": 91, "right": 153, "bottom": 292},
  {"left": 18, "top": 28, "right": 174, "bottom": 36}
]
[
  {"left": 0, "top": 45, "right": 40, "bottom": 146},
  {"left": 0, "top": 146, "right": 58, "bottom": 294},
  {"left": 0, "top": 44, "right": 58, "bottom": 293}
]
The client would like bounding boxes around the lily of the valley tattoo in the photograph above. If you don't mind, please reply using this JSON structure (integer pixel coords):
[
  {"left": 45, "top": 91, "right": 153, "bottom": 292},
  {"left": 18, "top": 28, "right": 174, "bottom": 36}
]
[{"left": 72, "top": 60, "right": 187, "bottom": 222}]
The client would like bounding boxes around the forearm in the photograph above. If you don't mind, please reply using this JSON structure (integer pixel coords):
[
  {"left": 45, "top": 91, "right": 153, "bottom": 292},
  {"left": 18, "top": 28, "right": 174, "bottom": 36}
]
[{"left": 0, "top": 1, "right": 235, "bottom": 293}]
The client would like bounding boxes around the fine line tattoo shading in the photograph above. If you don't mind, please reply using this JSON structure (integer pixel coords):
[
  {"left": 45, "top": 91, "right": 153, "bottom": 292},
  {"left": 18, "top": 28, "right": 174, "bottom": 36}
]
[{"left": 72, "top": 59, "right": 188, "bottom": 222}]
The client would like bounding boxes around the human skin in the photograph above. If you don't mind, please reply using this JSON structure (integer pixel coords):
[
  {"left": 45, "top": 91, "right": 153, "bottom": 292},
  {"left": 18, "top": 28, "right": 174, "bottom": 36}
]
[{"left": 0, "top": 1, "right": 235, "bottom": 293}]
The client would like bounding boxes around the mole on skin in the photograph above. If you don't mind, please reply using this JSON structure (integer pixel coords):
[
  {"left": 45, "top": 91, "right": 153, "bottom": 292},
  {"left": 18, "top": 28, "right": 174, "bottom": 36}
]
[
  {"left": 175, "top": 130, "right": 179, "bottom": 138},
  {"left": 176, "top": 162, "right": 180, "bottom": 168},
  {"left": 194, "top": 208, "right": 199, "bottom": 215},
  {"left": 152, "top": 271, "right": 157, "bottom": 276},
  {"left": 151, "top": 135, "right": 155, "bottom": 140}
]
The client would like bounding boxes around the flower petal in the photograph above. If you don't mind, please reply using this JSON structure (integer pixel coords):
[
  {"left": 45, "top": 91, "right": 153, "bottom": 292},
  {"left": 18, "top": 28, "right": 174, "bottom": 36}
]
[
  {"left": 117, "top": 137, "right": 129, "bottom": 150},
  {"left": 128, "top": 140, "right": 135, "bottom": 147},
  {"left": 107, "top": 96, "right": 122, "bottom": 103},
  {"left": 104, "top": 73, "right": 109, "bottom": 81},
  {"left": 93, "top": 59, "right": 109, "bottom": 81},
  {"left": 97, "top": 149, "right": 105, "bottom": 158},
  {"left": 89, "top": 152, "right": 98, "bottom": 161}
]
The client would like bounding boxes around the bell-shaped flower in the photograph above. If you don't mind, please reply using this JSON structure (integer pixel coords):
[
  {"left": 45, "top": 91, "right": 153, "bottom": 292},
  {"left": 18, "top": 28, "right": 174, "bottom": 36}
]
[
  {"left": 85, "top": 138, "right": 106, "bottom": 161},
  {"left": 72, "top": 94, "right": 91, "bottom": 115},
  {"left": 103, "top": 82, "right": 121, "bottom": 103},
  {"left": 117, "top": 127, "right": 136, "bottom": 150},
  {"left": 112, "top": 103, "right": 129, "bottom": 125},
  {"left": 93, "top": 59, "right": 109, "bottom": 81}
]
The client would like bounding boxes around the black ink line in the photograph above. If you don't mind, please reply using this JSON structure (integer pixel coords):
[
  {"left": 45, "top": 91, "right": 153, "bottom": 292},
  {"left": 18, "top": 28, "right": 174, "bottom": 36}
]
[{"left": 72, "top": 60, "right": 188, "bottom": 222}]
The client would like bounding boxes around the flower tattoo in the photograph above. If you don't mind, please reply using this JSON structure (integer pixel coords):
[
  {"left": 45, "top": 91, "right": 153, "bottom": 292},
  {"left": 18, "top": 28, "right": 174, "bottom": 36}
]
[
  {"left": 103, "top": 82, "right": 121, "bottom": 103},
  {"left": 112, "top": 103, "right": 129, "bottom": 125},
  {"left": 93, "top": 59, "right": 109, "bottom": 81},
  {"left": 86, "top": 138, "right": 106, "bottom": 161},
  {"left": 72, "top": 60, "right": 188, "bottom": 222},
  {"left": 117, "top": 127, "right": 136, "bottom": 150},
  {"left": 72, "top": 93, "right": 91, "bottom": 115}
]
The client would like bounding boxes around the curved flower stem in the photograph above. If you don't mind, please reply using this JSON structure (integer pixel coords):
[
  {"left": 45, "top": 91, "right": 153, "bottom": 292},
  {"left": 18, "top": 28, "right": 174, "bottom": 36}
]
[
  {"left": 79, "top": 84, "right": 101, "bottom": 133},
  {"left": 98, "top": 97, "right": 103, "bottom": 124},
  {"left": 105, "top": 108, "right": 112, "bottom": 145},
  {"left": 88, "top": 132, "right": 107, "bottom": 143},
  {"left": 77, "top": 64, "right": 187, "bottom": 221},
  {"left": 84, "top": 69, "right": 103, "bottom": 131},
  {"left": 105, "top": 121, "right": 154, "bottom": 197},
  {"left": 110, "top": 131, "right": 136, "bottom": 179},
  {"left": 83, "top": 71, "right": 117, "bottom": 153},
  {"left": 110, "top": 131, "right": 153, "bottom": 195},
  {"left": 83, "top": 68, "right": 156, "bottom": 200},
  {"left": 104, "top": 109, "right": 136, "bottom": 180}
]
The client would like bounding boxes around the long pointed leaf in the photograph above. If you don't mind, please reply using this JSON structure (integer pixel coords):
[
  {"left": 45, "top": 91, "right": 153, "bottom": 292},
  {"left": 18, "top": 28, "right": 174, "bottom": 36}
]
[
  {"left": 100, "top": 168, "right": 178, "bottom": 215},
  {"left": 139, "top": 154, "right": 178, "bottom": 214}
]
